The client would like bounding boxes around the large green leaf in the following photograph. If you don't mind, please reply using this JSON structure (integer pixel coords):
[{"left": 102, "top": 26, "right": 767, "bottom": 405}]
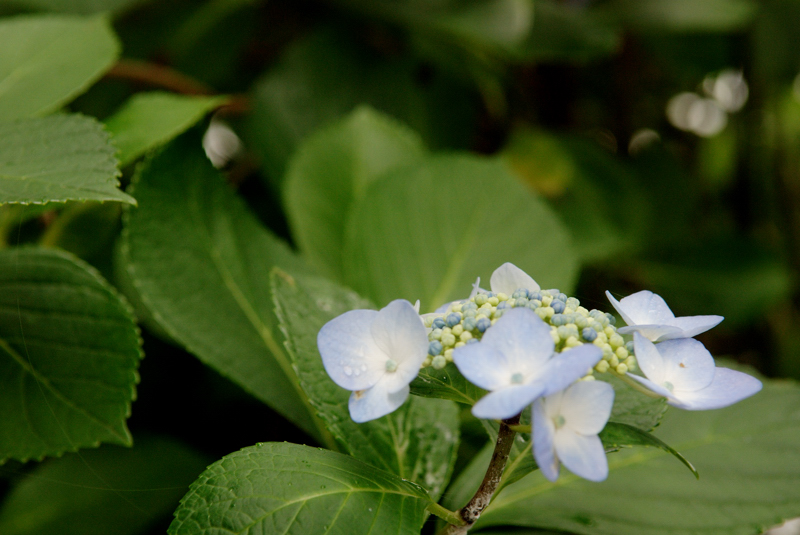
[
  {"left": 0, "top": 248, "right": 142, "bottom": 462},
  {"left": 0, "top": 115, "right": 133, "bottom": 206},
  {"left": 0, "top": 14, "right": 119, "bottom": 121},
  {"left": 271, "top": 270, "right": 460, "bottom": 500},
  {"left": 343, "top": 154, "right": 579, "bottom": 311},
  {"left": 169, "top": 442, "right": 432, "bottom": 535},
  {"left": 284, "top": 106, "right": 426, "bottom": 281},
  {"left": 477, "top": 379, "right": 800, "bottom": 535},
  {"left": 245, "top": 27, "right": 475, "bottom": 185},
  {"left": 598, "top": 0, "right": 758, "bottom": 33},
  {"left": 600, "top": 373, "right": 668, "bottom": 432},
  {"left": 121, "top": 132, "right": 324, "bottom": 442},
  {"left": 599, "top": 422, "right": 697, "bottom": 478},
  {"left": 0, "top": 436, "right": 209, "bottom": 535},
  {"left": 410, "top": 365, "right": 487, "bottom": 406},
  {"left": 104, "top": 92, "right": 227, "bottom": 167}
]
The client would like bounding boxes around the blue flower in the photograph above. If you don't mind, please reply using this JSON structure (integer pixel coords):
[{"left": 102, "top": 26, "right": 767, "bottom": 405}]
[
  {"left": 605, "top": 290, "right": 723, "bottom": 342},
  {"left": 629, "top": 332, "right": 762, "bottom": 410},
  {"left": 533, "top": 380, "right": 614, "bottom": 482},
  {"left": 452, "top": 307, "right": 602, "bottom": 420},
  {"left": 317, "top": 300, "right": 429, "bottom": 422}
]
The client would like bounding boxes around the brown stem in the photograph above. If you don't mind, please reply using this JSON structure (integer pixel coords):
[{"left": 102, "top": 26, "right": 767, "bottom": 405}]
[
  {"left": 443, "top": 414, "right": 520, "bottom": 535},
  {"left": 105, "top": 59, "right": 214, "bottom": 95}
]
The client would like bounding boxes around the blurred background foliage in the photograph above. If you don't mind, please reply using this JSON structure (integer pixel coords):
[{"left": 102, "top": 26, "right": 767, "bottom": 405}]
[{"left": 1, "top": 0, "right": 800, "bottom": 533}]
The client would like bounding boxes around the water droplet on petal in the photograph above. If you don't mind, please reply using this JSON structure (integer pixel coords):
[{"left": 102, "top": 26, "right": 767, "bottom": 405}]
[{"left": 343, "top": 366, "right": 353, "bottom": 376}]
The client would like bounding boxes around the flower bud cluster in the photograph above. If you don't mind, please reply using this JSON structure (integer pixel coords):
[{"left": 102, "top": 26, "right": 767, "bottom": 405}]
[{"left": 423, "top": 288, "right": 637, "bottom": 375}]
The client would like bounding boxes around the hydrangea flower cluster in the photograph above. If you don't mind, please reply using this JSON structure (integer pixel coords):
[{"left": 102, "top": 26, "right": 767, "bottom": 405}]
[{"left": 317, "top": 263, "right": 762, "bottom": 483}]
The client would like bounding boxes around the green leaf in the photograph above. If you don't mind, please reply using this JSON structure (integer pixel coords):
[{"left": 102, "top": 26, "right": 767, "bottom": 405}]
[
  {"left": 599, "top": 422, "right": 698, "bottom": 478},
  {"left": 271, "top": 270, "right": 460, "bottom": 500},
  {"left": 120, "top": 132, "right": 324, "bottom": 442},
  {"left": 410, "top": 365, "right": 487, "bottom": 406},
  {"left": 477, "top": 379, "right": 800, "bottom": 535},
  {"left": 343, "top": 154, "right": 579, "bottom": 311},
  {"left": 284, "top": 106, "right": 426, "bottom": 281},
  {"left": 0, "top": 247, "right": 142, "bottom": 462},
  {"left": 168, "top": 442, "right": 432, "bottom": 535},
  {"left": 104, "top": 92, "right": 228, "bottom": 167},
  {"left": 0, "top": 114, "right": 134, "bottom": 206},
  {"left": 0, "top": 14, "right": 119, "bottom": 121},
  {"left": 599, "top": 373, "right": 668, "bottom": 432},
  {"left": 1, "top": 0, "right": 147, "bottom": 15},
  {"left": 245, "top": 27, "right": 475, "bottom": 185},
  {"left": 0, "top": 436, "right": 210, "bottom": 535},
  {"left": 598, "top": 0, "right": 758, "bottom": 33}
]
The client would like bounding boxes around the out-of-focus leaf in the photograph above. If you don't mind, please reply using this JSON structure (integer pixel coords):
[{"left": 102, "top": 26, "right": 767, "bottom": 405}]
[
  {"left": 121, "top": 132, "right": 325, "bottom": 441},
  {"left": 272, "top": 270, "right": 460, "bottom": 500},
  {"left": 344, "top": 154, "right": 579, "bottom": 311},
  {"left": 284, "top": 106, "right": 426, "bottom": 281},
  {"left": 0, "top": 248, "right": 142, "bottom": 463},
  {"left": 168, "top": 442, "right": 432, "bottom": 535},
  {"left": 477, "top": 379, "right": 800, "bottom": 535},
  {"left": 0, "top": 437, "right": 209, "bottom": 535},
  {"left": 0, "top": 14, "right": 119, "bottom": 121},
  {"left": 0, "top": 115, "right": 133, "bottom": 205},
  {"left": 104, "top": 92, "right": 227, "bottom": 166},
  {"left": 502, "top": 128, "right": 648, "bottom": 262},
  {"left": 599, "top": 0, "right": 758, "bottom": 33},
  {"left": 0, "top": 0, "right": 148, "bottom": 15},
  {"left": 245, "top": 27, "right": 475, "bottom": 185}
]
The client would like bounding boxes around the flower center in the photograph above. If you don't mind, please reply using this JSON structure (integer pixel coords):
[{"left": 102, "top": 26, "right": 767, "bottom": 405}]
[
  {"left": 385, "top": 359, "right": 398, "bottom": 373},
  {"left": 663, "top": 381, "right": 674, "bottom": 392},
  {"left": 510, "top": 372, "right": 524, "bottom": 384},
  {"left": 554, "top": 415, "right": 566, "bottom": 429}
]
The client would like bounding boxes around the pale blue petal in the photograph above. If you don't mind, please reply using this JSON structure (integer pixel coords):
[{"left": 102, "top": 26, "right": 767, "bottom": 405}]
[
  {"left": 618, "top": 324, "right": 684, "bottom": 342},
  {"left": 349, "top": 382, "right": 409, "bottom": 423},
  {"left": 560, "top": 381, "right": 614, "bottom": 435},
  {"left": 605, "top": 291, "right": 636, "bottom": 326},
  {"left": 540, "top": 344, "right": 602, "bottom": 396},
  {"left": 671, "top": 315, "right": 725, "bottom": 338},
  {"left": 555, "top": 431, "right": 608, "bottom": 482},
  {"left": 627, "top": 372, "right": 672, "bottom": 399},
  {"left": 670, "top": 368, "right": 762, "bottom": 410},
  {"left": 318, "top": 309, "right": 385, "bottom": 391},
  {"left": 616, "top": 290, "right": 675, "bottom": 325},
  {"left": 480, "top": 308, "right": 554, "bottom": 374},
  {"left": 490, "top": 263, "right": 540, "bottom": 295},
  {"left": 533, "top": 399, "right": 559, "bottom": 482},
  {"left": 468, "top": 277, "right": 484, "bottom": 299},
  {"left": 471, "top": 382, "right": 545, "bottom": 420},
  {"left": 657, "top": 338, "right": 715, "bottom": 392},
  {"left": 632, "top": 332, "right": 667, "bottom": 385},
  {"left": 453, "top": 343, "right": 513, "bottom": 391},
  {"left": 371, "top": 299, "right": 429, "bottom": 369}
]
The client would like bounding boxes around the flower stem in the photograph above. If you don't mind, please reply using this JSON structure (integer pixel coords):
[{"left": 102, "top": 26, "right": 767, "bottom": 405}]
[
  {"left": 440, "top": 413, "right": 521, "bottom": 535},
  {"left": 427, "top": 503, "right": 467, "bottom": 527}
]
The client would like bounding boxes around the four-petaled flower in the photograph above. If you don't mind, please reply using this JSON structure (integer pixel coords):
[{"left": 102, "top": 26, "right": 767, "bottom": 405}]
[
  {"left": 453, "top": 307, "right": 602, "bottom": 419},
  {"left": 629, "top": 332, "right": 762, "bottom": 410},
  {"left": 533, "top": 380, "right": 615, "bottom": 482},
  {"left": 605, "top": 290, "right": 723, "bottom": 342},
  {"left": 317, "top": 299, "right": 429, "bottom": 422}
]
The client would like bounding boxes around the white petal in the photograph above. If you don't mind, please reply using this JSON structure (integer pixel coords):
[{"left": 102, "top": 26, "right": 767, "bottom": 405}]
[
  {"left": 632, "top": 332, "right": 666, "bottom": 385},
  {"left": 559, "top": 381, "right": 614, "bottom": 435},
  {"left": 318, "top": 309, "right": 386, "bottom": 391},
  {"left": 657, "top": 338, "right": 715, "bottom": 392},
  {"left": 617, "top": 324, "right": 684, "bottom": 342},
  {"left": 532, "top": 399, "right": 559, "bottom": 482},
  {"left": 490, "top": 263, "right": 540, "bottom": 295},
  {"left": 453, "top": 343, "right": 514, "bottom": 391},
  {"left": 471, "top": 382, "right": 545, "bottom": 420},
  {"left": 608, "top": 290, "right": 675, "bottom": 326},
  {"left": 671, "top": 315, "right": 725, "bottom": 338},
  {"left": 540, "top": 344, "right": 603, "bottom": 396},
  {"left": 348, "top": 382, "right": 409, "bottom": 423},
  {"left": 371, "top": 299, "right": 429, "bottom": 369},
  {"left": 627, "top": 372, "right": 673, "bottom": 399},
  {"left": 479, "top": 308, "right": 555, "bottom": 375},
  {"left": 554, "top": 430, "right": 608, "bottom": 482},
  {"left": 669, "top": 367, "right": 762, "bottom": 410},
  {"left": 468, "top": 277, "right": 483, "bottom": 299}
]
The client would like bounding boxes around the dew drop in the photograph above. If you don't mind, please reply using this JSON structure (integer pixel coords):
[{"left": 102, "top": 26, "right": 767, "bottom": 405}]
[{"left": 343, "top": 366, "right": 353, "bottom": 376}]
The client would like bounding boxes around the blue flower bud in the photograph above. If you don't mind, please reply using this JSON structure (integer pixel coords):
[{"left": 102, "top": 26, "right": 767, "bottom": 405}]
[
  {"left": 625, "top": 341, "right": 635, "bottom": 354},
  {"left": 476, "top": 317, "right": 491, "bottom": 332},
  {"left": 605, "top": 312, "right": 616, "bottom": 326},
  {"left": 514, "top": 296, "right": 529, "bottom": 307},
  {"left": 551, "top": 313, "right": 568, "bottom": 326},
  {"left": 566, "top": 297, "right": 581, "bottom": 309},
  {"left": 529, "top": 291, "right": 542, "bottom": 301},
  {"left": 463, "top": 301, "right": 478, "bottom": 311},
  {"left": 551, "top": 300, "right": 566, "bottom": 314},
  {"left": 463, "top": 317, "right": 477, "bottom": 331},
  {"left": 497, "top": 301, "right": 509, "bottom": 310},
  {"left": 582, "top": 328, "right": 597, "bottom": 342},
  {"left": 557, "top": 292, "right": 568, "bottom": 302},
  {"left": 428, "top": 340, "right": 443, "bottom": 356},
  {"left": 446, "top": 313, "right": 462, "bottom": 327},
  {"left": 432, "top": 317, "right": 446, "bottom": 329},
  {"left": 512, "top": 288, "right": 530, "bottom": 299}
]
